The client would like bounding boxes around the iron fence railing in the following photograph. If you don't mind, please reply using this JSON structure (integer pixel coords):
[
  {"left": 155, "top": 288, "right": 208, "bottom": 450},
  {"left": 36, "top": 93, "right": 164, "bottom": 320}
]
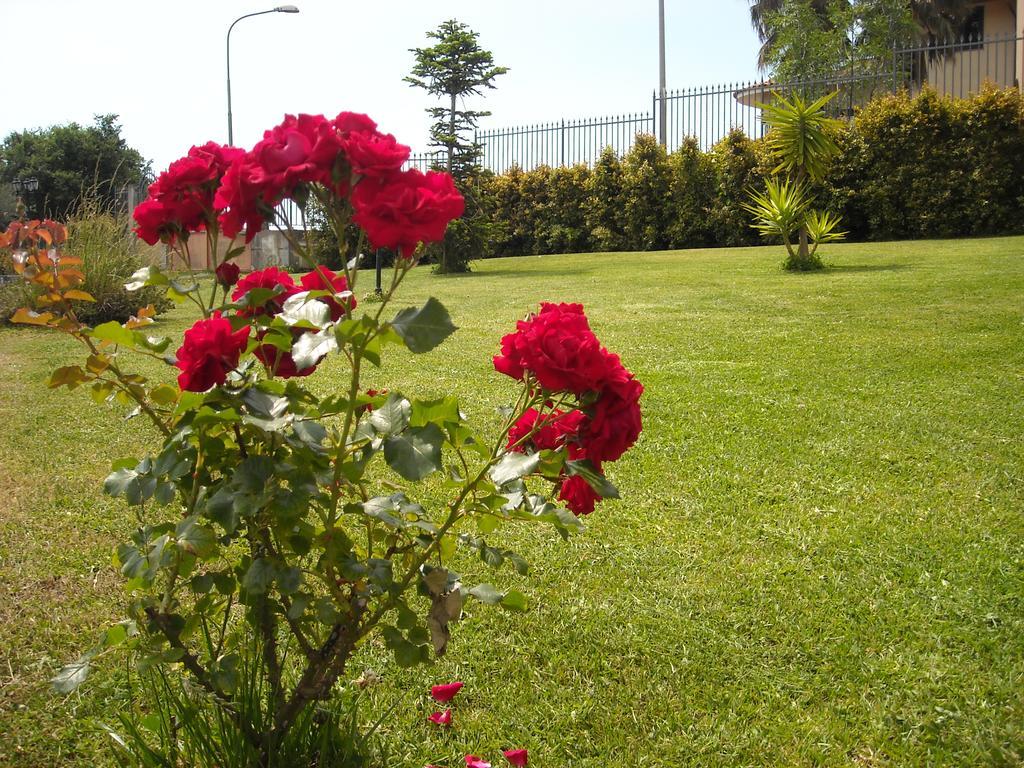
[
  {"left": 474, "top": 113, "right": 656, "bottom": 174},
  {"left": 404, "top": 151, "right": 446, "bottom": 172},
  {"left": 409, "top": 34, "right": 1020, "bottom": 173}
]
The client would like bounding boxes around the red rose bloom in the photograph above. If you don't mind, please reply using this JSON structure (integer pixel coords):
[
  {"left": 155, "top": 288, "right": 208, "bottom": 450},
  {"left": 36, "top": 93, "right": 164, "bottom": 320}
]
[
  {"left": 333, "top": 111, "right": 378, "bottom": 135},
  {"left": 215, "top": 261, "right": 241, "bottom": 288},
  {"left": 506, "top": 408, "right": 586, "bottom": 452},
  {"left": 558, "top": 474, "right": 602, "bottom": 516},
  {"left": 343, "top": 130, "right": 410, "bottom": 178},
  {"left": 299, "top": 267, "right": 357, "bottom": 320},
  {"left": 493, "top": 303, "right": 608, "bottom": 395},
  {"left": 175, "top": 311, "right": 250, "bottom": 392},
  {"left": 232, "top": 267, "right": 297, "bottom": 317},
  {"left": 134, "top": 142, "right": 243, "bottom": 245},
  {"left": 585, "top": 375, "right": 643, "bottom": 462},
  {"left": 351, "top": 169, "right": 464, "bottom": 258},
  {"left": 253, "top": 342, "right": 316, "bottom": 379}
]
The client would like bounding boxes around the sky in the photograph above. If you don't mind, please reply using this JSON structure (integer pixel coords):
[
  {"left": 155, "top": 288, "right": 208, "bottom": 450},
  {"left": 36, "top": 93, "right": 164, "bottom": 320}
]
[{"left": 2, "top": 0, "right": 764, "bottom": 173}]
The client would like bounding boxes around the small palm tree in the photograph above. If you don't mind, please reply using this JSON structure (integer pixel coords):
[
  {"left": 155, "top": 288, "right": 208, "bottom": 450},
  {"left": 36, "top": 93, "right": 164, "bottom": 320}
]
[{"left": 746, "top": 90, "right": 845, "bottom": 270}]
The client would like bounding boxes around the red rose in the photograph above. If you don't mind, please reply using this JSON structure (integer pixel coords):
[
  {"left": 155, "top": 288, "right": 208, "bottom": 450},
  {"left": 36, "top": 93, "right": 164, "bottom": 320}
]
[
  {"left": 253, "top": 341, "right": 316, "bottom": 379},
  {"left": 214, "top": 155, "right": 275, "bottom": 241},
  {"left": 507, "top": 408, "right": 586, "bottom": 453},
  {"left": 493, "top": 303, "right": 608, "bottom": 395},
  {"left": 343, "top": 130, "right": 410, "bottom": 178},
  {"left": 585, "top": 375, "right": 643, "bottom": 462},
  {"left": 133, "top": 198, "right": 177, "bottom": 246},
  {"left": 175, "top": 311, "right": 250, "bottom": 392},
  {"left": 333, "top": 111, "right": 378, "bottom": 135},
  {"left": 299, "top": 267, "right": 357, "bottom": 320},
  {"left": 134, "top": 142, "right": 243, "bottom": 244},
  {"left": 558, "top": 474, "right": 602, "bottom": 516},
  {"left": 216, "top": 115, "right": 339, "bottom": 241},
  {"left": 215, "top": 261, "right": 241, "bottom": 288},
  {"left": 351, "top": 169, "right": 464, "bottom": 258},
  {"left": 232, "top": 267, "right": 297, "bottom": 317}
]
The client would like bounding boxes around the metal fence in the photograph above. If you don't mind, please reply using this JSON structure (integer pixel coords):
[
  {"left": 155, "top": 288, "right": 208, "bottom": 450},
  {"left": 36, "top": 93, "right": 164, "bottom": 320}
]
[
  {"left": 474, "top": 113, "right": 656, "bottom": 175},
  {"left": 405, "top": 151, "right": 446, "bottom": 172},
  {"left": 423, "top": 34, "right": 1020, "bottom": 173}
]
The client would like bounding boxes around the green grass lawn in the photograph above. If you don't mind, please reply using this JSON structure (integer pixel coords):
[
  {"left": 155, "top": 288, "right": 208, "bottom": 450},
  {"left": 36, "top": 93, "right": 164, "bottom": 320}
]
[{"left": 1, "top": 237, "right": 1023, "bottom": 767}]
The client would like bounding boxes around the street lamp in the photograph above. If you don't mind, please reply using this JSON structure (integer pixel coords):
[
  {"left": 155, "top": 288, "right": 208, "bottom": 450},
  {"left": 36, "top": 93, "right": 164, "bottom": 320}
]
[
  {"left": 657, "top": 0, "right": 667, "bottom": 147},
  {"left": 11, "top": 177, "right": 39, "bottom": 219},
  {"left": 226, "top": 5, "right": 300, "bottom": 146}
]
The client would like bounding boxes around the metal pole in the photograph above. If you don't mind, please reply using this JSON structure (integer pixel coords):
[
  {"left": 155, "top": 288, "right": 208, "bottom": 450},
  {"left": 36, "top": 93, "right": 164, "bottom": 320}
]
[
  {"left": 375, "top": 250, "right": 383, "bottom": 296},
  {"left": 658, "top": 0, "right": 667, "bottom": 147},
  {"left": 227, "top": 7, "right": 300, "bottom": 146}
]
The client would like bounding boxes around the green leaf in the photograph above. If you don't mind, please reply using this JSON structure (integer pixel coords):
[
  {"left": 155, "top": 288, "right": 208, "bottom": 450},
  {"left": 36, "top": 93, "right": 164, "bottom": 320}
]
[
  {"left": 490, "top": 452, "right": 540, "bottom": 486},
  {"left": 363, "top": 495, "right": 405, "bottom": 528},
  {"left": 565, "top": 459, "right": 620, "bottom": 499},
  {"left": 47, "top": 365, "right": 89, "bottom": 390},
  {"left": 411, "top": 396, "right": 461, "bottom": 428},
  {"left": 384, "top": 424, "right": 444, "bottom": 481},
  {"left": 91, "top": 321, "right": 136, "bottom": 347},
  {"left": 501, "top": 589, "right": 529, "bottom": 612},
  {"left": 468, "top": 583, "right": 503, "bottom": 605},
  {"left": 234, "top": 456, "right": 275, "bottom": 493},
  {"left": 389, "top": 297, "right": 457, "bottom": 353},
  {"left": 176, "top": 517, "right": 216, "bottom": 558},
  {"left": 149, "top": 384, "right": 178, "bottom": 406},
  {"left": 242, "top": 559, "right": 275, "bottom": 595},
  {"left": 291, "top": 328, "right": 337, "bottom": 370},
  {"left": 370, "top": 394, "right": 411, "bottom": 436},
  {"left": 125, "top": 266, "right": 169, "bottom": 291},
  {"left": 51, "top": 654, "right": 93, "bottom": 693}
]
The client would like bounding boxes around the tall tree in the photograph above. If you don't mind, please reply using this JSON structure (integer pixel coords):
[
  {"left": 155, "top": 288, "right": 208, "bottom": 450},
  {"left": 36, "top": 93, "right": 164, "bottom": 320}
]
[
  {"left": 0, "top": 114, "right": 151, "bottom": 219},
  {"left": 406, "top": 20, "right": 508, "bottom": 273},
  {"left": 405, "top": 20, "right": 508, "bottom": 178},
  {"left": 749, "top": 0, "right": 977, "bottom": 73}
]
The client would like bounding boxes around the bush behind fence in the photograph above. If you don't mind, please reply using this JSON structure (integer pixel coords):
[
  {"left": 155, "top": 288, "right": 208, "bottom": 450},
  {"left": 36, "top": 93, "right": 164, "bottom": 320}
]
[
  {"left": 473, "top": 86, "right": 1024, "bottom": 258},
  {"left": 402, "top": 35, "right": 1020, "bottom": 175}
]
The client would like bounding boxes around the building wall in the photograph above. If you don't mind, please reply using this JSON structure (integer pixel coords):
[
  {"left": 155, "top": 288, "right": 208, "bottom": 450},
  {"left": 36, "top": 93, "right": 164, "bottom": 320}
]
[
  {"left": 166, "top": 234, "right": 255, "bottom": 272},
  {"left": 925, "top": 1, "right": 1019, "bottom": 97}
]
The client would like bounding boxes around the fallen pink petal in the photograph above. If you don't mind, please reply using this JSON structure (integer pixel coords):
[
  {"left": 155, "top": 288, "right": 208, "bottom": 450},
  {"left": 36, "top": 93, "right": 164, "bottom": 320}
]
[
  {"left": 503, "top": 749, "right": 528, "bottom": 766},
  {"left": 428, "top": 709, "right": 453, "bottom": 726},
  {"left": 465, "top": 757, "right": 492, "bottom": 768},
  {"left": 431, "top": 681, "right": 465, "bottom": 702}
]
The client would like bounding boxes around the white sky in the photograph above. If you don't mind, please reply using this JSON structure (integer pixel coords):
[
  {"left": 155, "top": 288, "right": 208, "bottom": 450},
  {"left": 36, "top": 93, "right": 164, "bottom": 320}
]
[{"left": 2, "top": 0, "right": 763, "bottom": 173}]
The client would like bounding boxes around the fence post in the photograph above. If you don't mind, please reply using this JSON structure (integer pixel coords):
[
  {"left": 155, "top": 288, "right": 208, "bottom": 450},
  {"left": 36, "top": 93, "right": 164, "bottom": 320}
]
[
  {"left": 560, "top": 119, "right": 565, "bottom": 167},
  {"left": 891, "top": 41, "right": 898, "bottom": 94}
]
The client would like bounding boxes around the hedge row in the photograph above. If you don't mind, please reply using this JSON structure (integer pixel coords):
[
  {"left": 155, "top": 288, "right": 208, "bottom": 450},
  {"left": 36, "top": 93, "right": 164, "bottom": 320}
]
[{"left": 476, "top": 86, "right": 1024, "bottom": 257}]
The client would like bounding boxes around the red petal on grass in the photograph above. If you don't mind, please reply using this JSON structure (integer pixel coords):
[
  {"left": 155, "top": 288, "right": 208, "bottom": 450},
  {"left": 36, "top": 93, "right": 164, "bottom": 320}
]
[
  {"left": 503, "top": 749, "right": 528, "bottom": 766},
  {"left": 431, "top": 681, "right": 464, "bottom": 702},
  {"left": 465, "top": 757, "right": 492, "bottom": 768},
  {"left": 428, "top": 709, "right": 453, "bottom": 726}
]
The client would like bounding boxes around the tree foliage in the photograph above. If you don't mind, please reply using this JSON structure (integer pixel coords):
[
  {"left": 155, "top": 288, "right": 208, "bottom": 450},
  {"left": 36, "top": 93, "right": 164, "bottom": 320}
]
[
  {"left": 0, "top": 114, "right": 151, "bottom": 220},
  {"left": 750, "top": 0, "right": 976, "bottom": 79},
  {"left": 406, "top": 20, "right": 508, "bottom": 274}
]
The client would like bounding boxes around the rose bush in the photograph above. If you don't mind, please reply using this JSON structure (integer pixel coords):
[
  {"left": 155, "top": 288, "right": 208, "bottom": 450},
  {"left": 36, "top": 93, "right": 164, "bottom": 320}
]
[{"left": 5, "top": 110, "right": 642, "bottom": 768}]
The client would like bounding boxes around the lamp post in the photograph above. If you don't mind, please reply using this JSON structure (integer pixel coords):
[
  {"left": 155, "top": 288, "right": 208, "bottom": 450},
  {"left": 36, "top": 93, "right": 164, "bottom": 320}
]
[
  {"left": 11, "top": 177, "right": 39, "bottom": 219},
  {"left": 657, "top": 0, "right": 667, "bottom": 147},
  {"left": 227, "top": 5, "right": 300, "bottom": 146}
]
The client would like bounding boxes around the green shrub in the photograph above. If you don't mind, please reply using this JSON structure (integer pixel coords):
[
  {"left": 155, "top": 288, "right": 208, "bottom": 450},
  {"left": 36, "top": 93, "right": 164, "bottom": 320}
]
[
  {"left": 540, "top": 164, "right": 592, "bottom": 254},
  {"left": 475, "top": 87, "right": 1024, "bottom": 257},
  {"left": 666, "top": 137, "right": 717, "bottom": 249},
  {"left": 836, "top": 86, "right": 1024, "bottom": 240},
  {"left": 709, "top": 130, "right": 768, "bottom": 247},
  {"left": 585, "top": 148, "right": 627, "bottom": 251},
  {"left": 621, "top": 135, "right": 672, "bottom": 251}
]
